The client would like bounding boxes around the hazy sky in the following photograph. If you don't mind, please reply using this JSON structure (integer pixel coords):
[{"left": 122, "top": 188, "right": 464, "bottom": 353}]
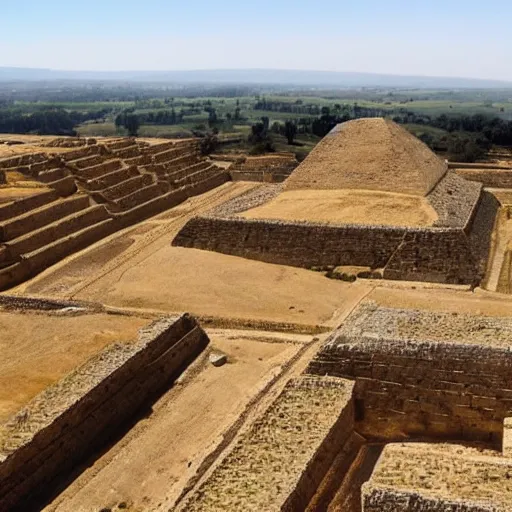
[{"left": 2, "top": 0, "right": 511, "bottom": 80}]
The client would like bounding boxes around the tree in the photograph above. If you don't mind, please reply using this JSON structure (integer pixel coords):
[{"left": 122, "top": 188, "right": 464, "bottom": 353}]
[
  {"left": 284, "top": 120, "right": 297, "bottom": 145},
  {"left": 123, "top": 114, "right": 140, "bottom": 136}
]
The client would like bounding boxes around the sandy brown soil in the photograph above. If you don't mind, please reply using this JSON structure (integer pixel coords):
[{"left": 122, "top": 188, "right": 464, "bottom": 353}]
[
  {"left": 11, "top": 182, "right": 368, "bottom": 328},
  {"left": 369, "top": 285, "right": 512, "bottom": 316},
  {"left": 0, "top": 186, "right": 49, "bottom": 204},
  {"left": 0, "top": 135, "right": 74, "bottom": 157},
  {"left": 284, "top": 118, "right": 447, "bottom": 196},
  {"left": 241, "top": 189, "right": 438, "bottom": 227},
  {"left": 43, "top": 330, "right": 308, "bottom": 512},
  {"left": 0, "top": 311, "right": 148, "bottom": 423}
]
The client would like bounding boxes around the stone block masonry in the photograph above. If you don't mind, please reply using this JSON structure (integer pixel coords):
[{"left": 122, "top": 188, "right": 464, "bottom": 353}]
[
  {"left": 363, "top": 443, "right": 512, "bottom": 511},
  {"left": 184, "top": 376, "right": 355, "bottom": 512},
  {"left": 173, "top": 179, "right": 498, "bottom": 285},
  {"left": 0, "top": 312, "right": 209, "bottom": 511},
  {"left": 307, "top": 302, "right": 512, "bottom": 445}
]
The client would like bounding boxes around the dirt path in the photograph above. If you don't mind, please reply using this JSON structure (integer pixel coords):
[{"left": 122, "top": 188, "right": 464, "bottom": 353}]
[
  {"left": 13, "top": 182, "right": 260, "bottom": 298},
  {"left": 43, "top": 330, "right": 309, "bottom": 512}
]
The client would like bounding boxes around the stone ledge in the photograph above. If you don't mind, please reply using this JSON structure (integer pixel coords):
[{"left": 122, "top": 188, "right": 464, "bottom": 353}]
[{"left": 0, "top": 312, "right": 209, "bottom": 511}]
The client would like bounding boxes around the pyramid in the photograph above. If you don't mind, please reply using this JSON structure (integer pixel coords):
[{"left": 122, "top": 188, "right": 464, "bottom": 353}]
[{"left": 284, "top": 118, "right": 448, "bottom": 196}]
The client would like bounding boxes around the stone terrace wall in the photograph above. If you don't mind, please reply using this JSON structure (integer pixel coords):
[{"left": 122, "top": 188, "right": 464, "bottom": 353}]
[
  {"left": 173, "top": 216, "right": 405, "bottom": 269},
  {"left": 185, "top": 376, "right": 355, "bottom": 512},
  {"left": 173, "top": 180, "right": 497, "bottom": 285},
  {"left": 308, "top": 302, "right": 512, "bottom": 445},
  {"left": 173, "top": 216, "right": 487, "bottom": 284},
  {"left": 0, "top": 313, "right": 209, "bottom": 511},
  {"left": 363, "top": 443, "right": 512, "bottom": 511},
  {"left": 455, "top": 168, "right": 512, "bottom": 188},
  {"left": 364, "top": 489, "right": 498, "bottom": 511}
]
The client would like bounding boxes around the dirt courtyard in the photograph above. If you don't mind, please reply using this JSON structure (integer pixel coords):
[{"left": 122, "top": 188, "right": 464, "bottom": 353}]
[
  {"left": 11, "top": 182, "right": 370, "bottom": 329},
  {"left": 43, "top": 329, "right": 312, "bottom": 512},
  {"left": 0, "top": 310, "right": 148, "bottom": 424},
  {"left": 240, "top": 189, "right": 438, "bottom": 227}
]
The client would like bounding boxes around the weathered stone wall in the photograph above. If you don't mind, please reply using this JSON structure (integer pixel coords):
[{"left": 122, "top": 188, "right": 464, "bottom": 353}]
[
  {"left": 173, "top": 179, "right": 497, "bottom": 285},
  {"left": 184, "top": 376, "right": 355, "bottom": 512},
  {"left": 173, "top": 216, "right": 405, "bottom": 269},
  {"left": 308, "top": 303, "right": 512, "bottom": 445},
  {"left": 230, "top": 169, "right": 292, "bottom": 183},
  {"left": 455, "top": 168, "right": 512, "bottom": 188},
  {"left": 382, "top": 229, "right": 478, "bottom": 284},
  {"left": 363, "top": 489, "right": 497, "bottom": 511},
  {"left": 173, "top": 217, "right": 488, "bottom": 284},
  {"left": 363, "top": 443, "right": 512, "bottom": 511},
  {"left": 0, "top": 153, "right": 47, "bottom": 170},
  {"left": 0, "top": 313, "right": 209, "bottom": 511},
  {"left": 0, "top": 195, "right": 90, "bottom": 242},
  {"left": 0, "top": 191, "right": 59, "bottom": 222}
]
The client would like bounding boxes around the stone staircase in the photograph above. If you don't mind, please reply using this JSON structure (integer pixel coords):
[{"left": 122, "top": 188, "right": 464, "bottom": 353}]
[
  {"left": 0, "top": 137, "right": 230, "bottom": 289},
  {"left": 0, "top": 190, "right": 113, "bottom": 289}
]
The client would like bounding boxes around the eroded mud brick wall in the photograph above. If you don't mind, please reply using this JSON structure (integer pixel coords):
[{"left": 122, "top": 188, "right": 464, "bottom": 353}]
[{"left": 0, "top": 313, "right": 209, "bottom": 512}]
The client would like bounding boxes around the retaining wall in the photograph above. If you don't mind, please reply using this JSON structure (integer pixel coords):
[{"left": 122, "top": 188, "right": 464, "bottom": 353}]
[
  {"left": 185, "top": 376, "right": 355, "bottom": 512},
  {"left": 173, "top": 182, "right": 498, "bottom": 285},
  {"left": 0, "top": 190, "right": 59, "bottom": 222},
  {"left": 0, "top": 313, "right": 209, "bottom": 511},
  {"left": 230, "top": 169, "right": 292, "bottom": 183},
  {"left": 455, "top": 168, "right": 512, "bottom": 188},
  {"left": 307, "top": 303, "right": 512, "bottom": 445}
]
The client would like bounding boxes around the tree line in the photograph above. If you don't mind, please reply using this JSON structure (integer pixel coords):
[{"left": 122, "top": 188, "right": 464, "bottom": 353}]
[{"left": 0, "top": 107, "right": 110, "bottom": 135}]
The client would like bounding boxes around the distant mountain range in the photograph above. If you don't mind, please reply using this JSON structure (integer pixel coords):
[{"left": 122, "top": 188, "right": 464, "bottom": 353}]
[{"left": 1, "top": 67, "right": 511, "bottom": 89}]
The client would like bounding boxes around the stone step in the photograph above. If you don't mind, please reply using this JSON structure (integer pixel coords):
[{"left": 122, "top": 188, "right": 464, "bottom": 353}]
[
  {"left": 73, "top": 159, "right": 124, "bottom": 181},
  {"left": 83, "top": 167, "right": 138, "bottom": 192},
  {"left": 0, "top": 190, "right": 59, "bottom": 222},
  {"left": 60, "top": 145, "right": 103, "bottom": 162},
  {"left": 173, "top": 166, "right": 218, "bottom": 187},
  {"left": 5, "top": 205, "right": 110, "bottom": 260},
  {"left": 124, "top": 154, "right": 152, "bottom": 167},
  {"left": 110, "top": 183, "right": 163, "bottom": 212},
  {"left": 166, "top": 161, "right": 211, "bottom": 182},
  {"left": 38, "top": 168, "right": 68, "bottom": 184},
  {"left": 102, "top": 174, "right": 154, "bottom": 201},
  {"left": 112, "top": 145, "right": 141, "bottom": 159},
  {"left": 0, "top": 195, "right": 90, "bottom": 242},
  {"left": 105, "top": 138, "right": 137, "bottom": 151},
  {"left": 152, "top": 147, "right": 189, "bottom": 164},
  {"left": 69, "top": 154, "right": 105, "bottom": 170},
  {"left": 24, "top": 218, "right": 115, "bottom": 273},
  {"left": 143, "top": 141, "right": 177, "bottom": 155}
]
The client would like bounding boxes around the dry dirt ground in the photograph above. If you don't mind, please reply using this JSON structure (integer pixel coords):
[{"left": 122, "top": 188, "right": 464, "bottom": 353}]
[
  {"left": 0, "top": 311, "right": 148, "bottom": 423},
  {"left": 7, "top": 176, "right": 512, "bottom": 511},
  {"left": 0, "top": 135, "right": 74, "bottom": 157},
  {"left": 241, "top": 188, "right": 438, "bottom": 227},
  {"left": 0, "top": 185, "right": 49, "bottom": 203},
  {"left": 43, "top": 329, "right": 313, "bottom": 512},
  {"left": 11, "top": 182, "right": 370, "bottom": 329}
]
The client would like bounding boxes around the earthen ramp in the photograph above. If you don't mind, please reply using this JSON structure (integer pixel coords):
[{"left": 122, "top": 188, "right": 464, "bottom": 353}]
[{"left": 284, "top": 118, "right": 448, "bottom": 196}]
